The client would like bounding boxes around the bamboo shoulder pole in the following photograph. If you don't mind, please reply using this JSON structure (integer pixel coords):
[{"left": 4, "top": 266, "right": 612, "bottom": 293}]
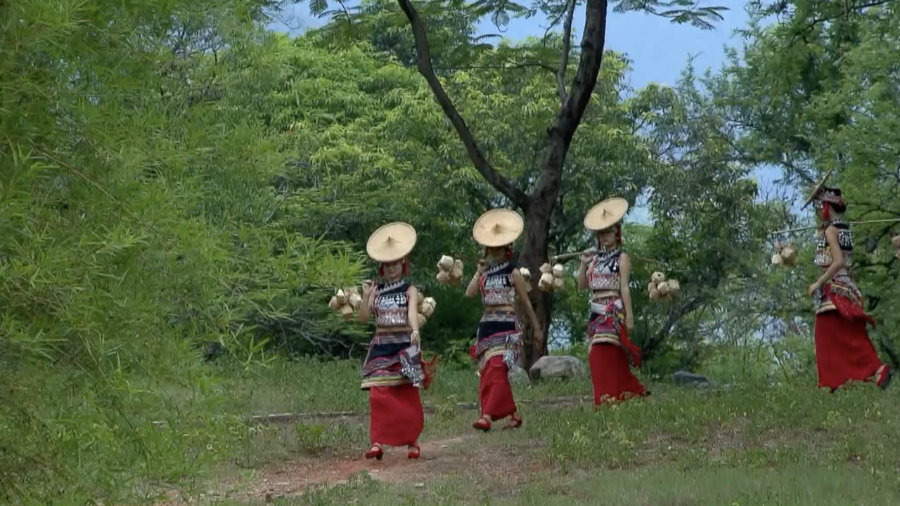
[
  {"left": 768, "top": 217, "right": 900, "bottom": 235},
  {"left": 550, "top": 249, "right": 665, "bottom": 266}
]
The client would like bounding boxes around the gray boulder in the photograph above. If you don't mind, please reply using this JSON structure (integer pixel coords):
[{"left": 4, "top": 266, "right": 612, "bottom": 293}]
[
  {"left": 529, "top": 355, "right": 587, "bottom": 381},
  {"left": 508, "top": 365, "right": 530, "bottom": 385},
  {"left": 672, "top": 370, "right": 712, "bottom": 387}
]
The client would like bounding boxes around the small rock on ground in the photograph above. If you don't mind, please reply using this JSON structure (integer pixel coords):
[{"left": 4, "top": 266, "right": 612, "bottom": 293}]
[
  {"left": 529, "top": 355, "right": 587, "bottom": 381},
  {"left": 508, "top": 365, "right": 529, "bottom": 384},
  {"left": 672, "top": 370, "right": 714, "bottom": 388}
]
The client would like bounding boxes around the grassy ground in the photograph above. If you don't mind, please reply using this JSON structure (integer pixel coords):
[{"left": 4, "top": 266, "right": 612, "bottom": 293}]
[{"left": 183, "top": 358, "right": 900, "bottom": 506}]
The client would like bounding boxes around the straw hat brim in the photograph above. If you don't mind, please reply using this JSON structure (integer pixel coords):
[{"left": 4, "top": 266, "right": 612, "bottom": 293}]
[
  {"left": 473, "top": 209, "right": 524, "bottom": 247},
  {"left": 584, "top": 197, "right": 629, "bottom": 231},
  {"left": 366, "top": 222, "right": 417, "bottom": 263},
  {"left": 802, "top": 169, "right": 832, "bottom": 209}
]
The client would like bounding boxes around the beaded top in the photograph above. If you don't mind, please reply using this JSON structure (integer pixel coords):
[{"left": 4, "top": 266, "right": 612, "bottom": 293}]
[
  {"left": 814, "top": 222, "right": 853, "bottom": 270},
  {"left": 481, "top": 261, "right": 516, "bottom": 306},
  {"left": 588, "top": 250, "right": 622, "bottom": 292},
  {"left": 374, "top": 280, "right": 410, "bottom": 327}
]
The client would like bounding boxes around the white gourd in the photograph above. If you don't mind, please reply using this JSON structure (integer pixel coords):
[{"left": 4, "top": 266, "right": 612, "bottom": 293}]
[
  {"left": 438, "top": 255, "right": 454, "bottom": 271},
  {"left": 552, "top": 263, "right": 565, "bottom": 278},
  {"left": 538, "top": 272, "right": 554, "bottom": 291},
  {"left": 771, "top": 253, "right": 784, "bottom": 266}
]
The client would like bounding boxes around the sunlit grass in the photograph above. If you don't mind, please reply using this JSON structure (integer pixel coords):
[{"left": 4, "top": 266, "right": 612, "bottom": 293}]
[{"left": 198, "top": 358, "right": 900, "bottom": 505}]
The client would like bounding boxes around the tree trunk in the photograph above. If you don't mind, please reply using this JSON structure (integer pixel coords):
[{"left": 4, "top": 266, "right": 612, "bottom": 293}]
[
  {"left": 395, "top": 0, "right": 610, "bottom": 369},
  {"left": 519, "top": 208, "right": 552, "bottom": 368},
  {"left": 516, "top": 0, "right": 609, "bottom": 369},
  {"left": 519, "top": 135, "right": 569, "bottom": 368}
]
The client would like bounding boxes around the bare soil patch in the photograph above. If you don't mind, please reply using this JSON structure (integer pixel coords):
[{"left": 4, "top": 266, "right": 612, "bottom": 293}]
[{"left": 158, "top": 431, "right": 541, "bottom": 504}]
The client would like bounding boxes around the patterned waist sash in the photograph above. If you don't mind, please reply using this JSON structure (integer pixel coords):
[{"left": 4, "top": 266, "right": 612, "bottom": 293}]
[
  {"left": 588, "top": 298, "right": 624, "bottom": 343},
  {"left": 587, "top": 296, "right": 641, "bottom": 368},
  {"left": 814, "top": 273, "right": 875, "bottom": 326},
  {"left": 361, "top": 331, "right": 425, "bottom": 390},
  {"left": 473, "top": 310, "right": 520, "bottom": 372}
]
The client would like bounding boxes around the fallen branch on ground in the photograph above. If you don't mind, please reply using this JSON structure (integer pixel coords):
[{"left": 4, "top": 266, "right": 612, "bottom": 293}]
[{"left": 150, "top": 395, "right": 593, "bottom": 427}]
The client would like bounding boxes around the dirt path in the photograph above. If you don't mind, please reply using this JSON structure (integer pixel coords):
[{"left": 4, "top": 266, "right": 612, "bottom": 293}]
[
  {"left": 234, "top": 436, "right": 470, "bottom": 499},
  {"left": 182, "top": 431, "right": 540, "bottom": 503},
  {"left": 151, "top": 397, "right": 596, "bottom": 504}
]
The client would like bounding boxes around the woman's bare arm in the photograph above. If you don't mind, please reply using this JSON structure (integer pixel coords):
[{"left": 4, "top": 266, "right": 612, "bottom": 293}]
[
  {"left": 512, "top": 269, "right": 539, "bottom": 328},
  {"left": 407, "top": 285, "right": 420, "bottom": 332},
  {"left": 465, "top": 260, "right": 486, "bottom": 298},
  {"left": 619, "top": 253, "right": 634, "bottom": 331},
  {"left": 577, "top": 255, "right": 591, "bottom": 290}
]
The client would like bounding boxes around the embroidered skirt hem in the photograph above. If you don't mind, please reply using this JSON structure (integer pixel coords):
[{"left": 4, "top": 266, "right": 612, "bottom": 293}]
[
  {"left": 474, "top": 316, "right": 520, "bottom": 372},
  {"left": 588, "top": 307, "right": 641, "bottom": 368},
  {"left": 361, "top": 331, "right": 427, "bottom": 390}
]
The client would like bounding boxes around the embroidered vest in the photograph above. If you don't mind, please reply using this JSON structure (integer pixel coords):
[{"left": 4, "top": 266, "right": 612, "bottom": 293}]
[
  {"left": 588, "top": 250, "right": 622, "bottom": 292},
  {"left": 374, "top": 280, "right": 410, "bottom": 327},
  {"left": 814, "top": 223, "right": 853, "bottom": 271},
  {"left": 481, "top": 261, "right": 516, "bottom": 306}
]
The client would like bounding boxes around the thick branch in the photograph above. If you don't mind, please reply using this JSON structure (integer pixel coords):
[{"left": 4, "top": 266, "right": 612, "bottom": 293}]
[
  {"left": 557, "top": 0, "right": 609, "bottom": 145},
  {"left": 556, "top": 0, "right": 577, "bottom": 102},
  {"left": 395, "top": 0, "right": 530, "bottom": 209},
  {"left": 791, "top": 0, "right": 897, "bottom": 36},
  {"left": 533, "top": 0, "right": 609, "bottom": 206}
]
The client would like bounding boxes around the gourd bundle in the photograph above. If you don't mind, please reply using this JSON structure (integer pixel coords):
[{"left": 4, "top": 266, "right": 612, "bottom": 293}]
[
  {"left": 328, "top": 286, "right": 437, "bottom": 328},
  {"left": 647, "top": 271, "right": 680, "bottom": 301},
  {"left": 892, "top": 235, "right": 900, "bottom": 260},
  {"left": 519, "top": 267, "right": 532, "bottom": 292},
  {"left": 770, "top": 241, "right": 799, "bottom": 267},
  {"left": 436, "top": 255, "right": 464, "bottom": 285},
  {"left": 417, "top": 296, "right": 437, "bottom": 328},
  {"left": 328, "top": 287, "right": 362, "bottom": 318},
  {"left": 537, "top": 263, "right": 566, "bottom": 292}
]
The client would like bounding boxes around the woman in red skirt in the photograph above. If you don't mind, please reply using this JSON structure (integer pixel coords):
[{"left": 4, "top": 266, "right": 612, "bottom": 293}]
[
  {"left": 466, "top": 209, "right": 542, "bottom": 431},
  {"left": 358, "top": 222, "right": 433, "bottom": 460},
  {"left": 577, "top": 197, "right": 645, "bottom": 406},
  {"left": 803, "top": 172, "right": 892, "bottom": 391}
]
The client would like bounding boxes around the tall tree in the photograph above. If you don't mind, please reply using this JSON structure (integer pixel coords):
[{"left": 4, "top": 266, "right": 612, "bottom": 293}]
[
  {"left": 294, "top": 0, "right": 727, "bottom": 366},
  {"left": 716, "top": 0, "right": 900, "bottom": 361},
  {"left": 252, "top": 35, "right": 651, "bottom": 353}
]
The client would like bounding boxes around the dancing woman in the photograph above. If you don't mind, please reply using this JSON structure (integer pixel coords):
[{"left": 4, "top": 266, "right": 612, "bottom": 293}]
[
  {"left": 803, "top": 172, "right": 892, "bottom": 390},
  {"left": 466, "top": 209, "right": 542, "bottom": 431},
  {"left": 358, "top": 222, "right": 433, "bottom": 460},
  {"left": 577, "top": 197, "right": 646, "bottom": 406}
]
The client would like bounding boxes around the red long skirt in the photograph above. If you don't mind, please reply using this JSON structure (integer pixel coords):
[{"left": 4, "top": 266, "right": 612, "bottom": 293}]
[
  {"left": 479, "top": 355, "right": 517, "bottom": 420},
  {"left": 815, "top": 311, "right": 887, "bottom": 390},
  {"left": 589, "top": 343, "right": 646, "bottom": 405},
  {"left": 369, "top": 384, "right": 423, "bottom": 446}
]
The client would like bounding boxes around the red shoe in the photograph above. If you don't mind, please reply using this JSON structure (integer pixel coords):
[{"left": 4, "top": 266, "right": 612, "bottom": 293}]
[
  {"left": 502, "top": 413, "right": 522, "bottom": 431},
  {"left": 407, "top": 444, "right": 420, "bottom": 459},
  {"left": 877, "top": 365, "right": 893, "bottom": 390},
  {"left": 472, "top": 416, "right": 491, "bottom": 432},
  {"left": 365, "top": 443, "right": 383, "bottom": 460}
]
